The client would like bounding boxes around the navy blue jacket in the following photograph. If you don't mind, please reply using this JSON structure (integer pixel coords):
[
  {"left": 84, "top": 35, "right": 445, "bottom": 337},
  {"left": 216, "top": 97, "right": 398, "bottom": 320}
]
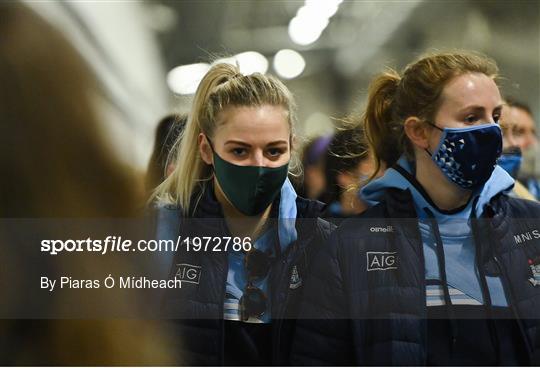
[
  {"left": 292, "top": 188, "right": 540, "bottom": 365},
  {"left": 159, "top": 184, "right": 335, "bottom": 365}
]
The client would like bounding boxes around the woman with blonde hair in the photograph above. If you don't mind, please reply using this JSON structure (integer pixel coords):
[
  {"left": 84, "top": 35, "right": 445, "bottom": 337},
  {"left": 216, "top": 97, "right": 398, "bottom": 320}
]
[
  {"left": 154, "top": 63, "right": 333, "bottom": 365},
  {"left": 293, "top": 51, "right": 540, "bottom": 365}
]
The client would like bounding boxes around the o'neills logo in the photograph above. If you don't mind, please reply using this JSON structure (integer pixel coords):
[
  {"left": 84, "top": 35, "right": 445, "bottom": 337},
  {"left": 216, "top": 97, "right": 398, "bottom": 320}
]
[
  {"left": 370, "top": 226, "right": 394, "bottom": 233},
  {"left": 175, "top": 263, "right": 202, "bottom": 284}
]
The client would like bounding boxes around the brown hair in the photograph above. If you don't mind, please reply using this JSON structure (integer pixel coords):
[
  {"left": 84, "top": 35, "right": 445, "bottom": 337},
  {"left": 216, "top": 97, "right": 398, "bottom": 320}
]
[
  {"left": 321, "top": 123, "right": 368, "bottom": 205},
  {"left": 0, "top": 3, "right": 172, "bottom": 364},
  {"left": 145, "top": 114, "right": 187, "bottom": 195},
  {"left": 505, "top": 96, "right": 534, "bottom": 117},
  {"left": 0, "top": 3, "right": 143, "bottom": 217},
  {"left": 363, "top": 51, "right": 499, "bottom": 174}
]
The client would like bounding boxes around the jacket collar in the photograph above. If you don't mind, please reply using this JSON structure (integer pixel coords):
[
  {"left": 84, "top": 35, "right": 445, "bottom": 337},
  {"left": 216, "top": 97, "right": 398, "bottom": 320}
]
[{"left": 191, "top": 180, "right": 307, "bottom": 255}]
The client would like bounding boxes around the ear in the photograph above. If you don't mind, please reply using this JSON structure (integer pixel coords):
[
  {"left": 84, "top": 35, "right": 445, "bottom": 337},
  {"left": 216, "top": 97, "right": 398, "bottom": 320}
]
[
  {"left": 166, "top": 163, "right": 176, "bottom": 178},
  {"left": 198, "top": 133, "right": 213, "bottom": 165},
  {"left": 403, "top": 117, "right": 430, "bottom": 150}
]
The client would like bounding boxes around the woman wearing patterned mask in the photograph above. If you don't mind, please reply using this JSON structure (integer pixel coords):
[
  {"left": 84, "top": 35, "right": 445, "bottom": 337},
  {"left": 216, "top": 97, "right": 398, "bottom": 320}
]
[{"left": 293, "top": 52, "right": 540, "bottom": 366}]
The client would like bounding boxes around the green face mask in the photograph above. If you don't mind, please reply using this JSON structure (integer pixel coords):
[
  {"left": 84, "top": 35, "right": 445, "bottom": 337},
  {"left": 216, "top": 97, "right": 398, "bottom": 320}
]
[{"left": 208, "top": 139, "right": 289, "bottom": 216}]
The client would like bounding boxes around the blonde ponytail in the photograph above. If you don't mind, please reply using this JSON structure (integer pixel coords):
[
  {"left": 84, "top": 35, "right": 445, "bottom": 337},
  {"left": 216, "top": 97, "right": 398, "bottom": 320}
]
[{"left": 152, "top": 63, "right": 298, "bottom": 212}]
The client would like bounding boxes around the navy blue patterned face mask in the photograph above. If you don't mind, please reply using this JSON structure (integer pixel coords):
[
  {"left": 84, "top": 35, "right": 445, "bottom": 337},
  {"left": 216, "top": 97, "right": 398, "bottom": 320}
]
[{"left": 426, "top": 122, "right": 503, "bottom": 190}]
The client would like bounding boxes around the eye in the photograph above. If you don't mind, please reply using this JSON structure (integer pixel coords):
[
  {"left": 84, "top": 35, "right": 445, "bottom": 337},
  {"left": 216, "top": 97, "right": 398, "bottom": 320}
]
[
  {"left": 267, "top": 147, "right": 285, "bottom": 158},
  {"left": 465, "top": 115, "right": 478, "bottom": 124},
  {"left": 493, "top": 113, "right": 501, "bottom": 124},
  {"left": 513, "top": 128, "right": 525, "bottom": 137},
  {"left": 231, "top": 147, "right": 247, "bottom": 157}
]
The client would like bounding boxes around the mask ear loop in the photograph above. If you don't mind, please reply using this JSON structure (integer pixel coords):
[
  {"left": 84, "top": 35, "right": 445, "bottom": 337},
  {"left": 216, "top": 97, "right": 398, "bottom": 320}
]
[
  {"left": 423, "top": 120, "right": 444, "bottom": 157},
  {"left": 201, "top": 134, "right": 215, "bottom": 182},
  {"left": 204, "top": 135, "right": 215, "bottom": 153},
  {"left": 285, "top": 134, "right": 294, "bottom": 177}
]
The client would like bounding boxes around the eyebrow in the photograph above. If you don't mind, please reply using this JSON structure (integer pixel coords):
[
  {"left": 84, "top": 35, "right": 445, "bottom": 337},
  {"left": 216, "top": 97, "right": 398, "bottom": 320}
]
[
  {"left": 224, "top": 140, "right": 289, "bottom": 146},
  {"left": 267, "top": 140, "right": 289, "bottom": 146},
  {"left": 458, "top": 104, "right": 503, "bottom": 113},
  {"left": 224, "top": 140, "right": 251, "bottom": 147}
]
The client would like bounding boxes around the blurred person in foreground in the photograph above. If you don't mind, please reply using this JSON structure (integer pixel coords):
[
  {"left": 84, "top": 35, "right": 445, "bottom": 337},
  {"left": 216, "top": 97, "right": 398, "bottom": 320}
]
[
  {"left": 320, "top": 124, "right": 379, "bottom": 223},
  {"left": 0, "top": 3, "right": 172, "bottom": 364},
  {"left": 504, "top": 98, "right": 540, "bottom": 200},
  {"left": 497, "top": 102, "right": 536, "bottom": 200},
  {"left": 296, "top": 134, "right": 333, "bottom": 200},
  {"left": 145, "top": 114, "right": 187, "bottom": 195}
]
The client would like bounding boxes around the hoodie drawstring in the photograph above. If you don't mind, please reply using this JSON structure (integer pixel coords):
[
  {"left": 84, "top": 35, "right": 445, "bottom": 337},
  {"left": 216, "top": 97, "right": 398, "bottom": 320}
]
[
  {"left": 471, "top": 206, "right": 501, "bottom": 364},
  {"left": 424, "top": 207, "right": 458, "bottom": 351},
  {"left": 424, "top": 203, "right": 501, "bottom": 364}
]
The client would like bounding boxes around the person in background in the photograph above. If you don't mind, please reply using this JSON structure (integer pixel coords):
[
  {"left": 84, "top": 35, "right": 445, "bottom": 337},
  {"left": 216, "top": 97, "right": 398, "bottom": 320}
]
[
  {"left": 0, "top": 3, "right": 172, "bottom": 364},
  {"left": 146, "top": 114, "right": 187, "bottom": 299},
  {"left": 145, "top": 114, "right": 187, "bottom": 194},
  {"left": 498, "top": 102, "right": 536, "bottom": 200},
  {"left": 296, "top": 134, "right": 333, "bottom": 200},
  {"left": 152, "top": 63, "right": 334, "bottom": 365},
  {"left": 505, "top": 98, "right": 538, "bottom": 150},
  {"left": 292, "top": 51, "right": 540, "bottom": 365},
  {"left": 319, "top": 124, "right": 375, "bottom": 222},
  {"left": 504, "top": 98, "right": 540, "bottom": 200}
]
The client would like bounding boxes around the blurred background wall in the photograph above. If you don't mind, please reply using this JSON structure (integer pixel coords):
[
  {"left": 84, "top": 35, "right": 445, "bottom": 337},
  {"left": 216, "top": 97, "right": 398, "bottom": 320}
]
[{"left": 21, "top": 0, "right": 540, "bottom": 169}]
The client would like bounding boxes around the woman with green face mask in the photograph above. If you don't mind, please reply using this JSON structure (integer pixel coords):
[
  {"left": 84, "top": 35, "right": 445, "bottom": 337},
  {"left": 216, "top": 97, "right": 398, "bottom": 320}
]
[{"left": 151, "top": 63, "right": 334, "bottom": 366}]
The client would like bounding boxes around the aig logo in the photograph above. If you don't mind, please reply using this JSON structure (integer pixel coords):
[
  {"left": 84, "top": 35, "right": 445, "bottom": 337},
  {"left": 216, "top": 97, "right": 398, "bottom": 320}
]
[
  {"left": 366, "top": 252, "right": 398, "bottom": 271},
  {"left": 175, "top": 263, "right": 202, "bottom": 284}
]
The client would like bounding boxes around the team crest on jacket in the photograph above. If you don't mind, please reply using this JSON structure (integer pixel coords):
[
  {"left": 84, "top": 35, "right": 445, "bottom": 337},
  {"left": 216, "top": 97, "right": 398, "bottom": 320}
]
[
  {"left": 289, "top": 265, "right": 302, "bottom": 289},
  {"left": 528, "top": 257, "right": 540, "bottom": 287}
]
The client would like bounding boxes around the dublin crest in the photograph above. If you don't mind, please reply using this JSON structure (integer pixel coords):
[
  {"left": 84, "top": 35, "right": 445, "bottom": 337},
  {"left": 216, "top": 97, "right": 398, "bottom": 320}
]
[{"left": 528, "top": 257, "right": 540, "bottom": 287}]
